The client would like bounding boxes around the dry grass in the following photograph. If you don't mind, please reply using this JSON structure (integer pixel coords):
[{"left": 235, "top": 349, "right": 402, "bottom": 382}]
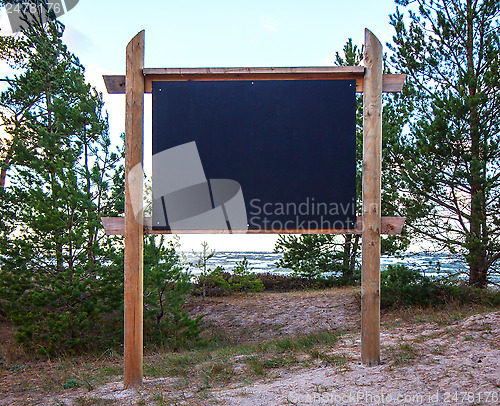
[{"left": 0, "top": 330, "right": 124, "bottom": 405}]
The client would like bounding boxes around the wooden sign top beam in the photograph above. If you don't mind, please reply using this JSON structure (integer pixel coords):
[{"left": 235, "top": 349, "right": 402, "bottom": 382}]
[{"left": 103, "top": 67, "right": 405, "bottom": 94}]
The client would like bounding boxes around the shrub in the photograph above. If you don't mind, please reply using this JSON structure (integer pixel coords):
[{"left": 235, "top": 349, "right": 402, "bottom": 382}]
[
  {"left": 257, "top": 273, "right": 333, "bottom": 291},
  {"left": 380, "top": 264, "right": 500, "bottom": 308},
  {"left": 0, "top": 238, "right": 125, "bottom": 357},
  {"left": 227, "top": 257, "right": 264, "bottom": 293},
  {"left": 143, "top": 235, "right": 203, "bottom": 350},
  {"left": 192, "top": 268, "right": 352, "bottom": 296},
  {"left": 193, "top": 258, "right": 264, "bottom": 297},
  {"left": 380, "top": 265, "right": 442, "bottom": 308},
  {"left": 192, "top": 266, "right": 230, "bottom": 297}
]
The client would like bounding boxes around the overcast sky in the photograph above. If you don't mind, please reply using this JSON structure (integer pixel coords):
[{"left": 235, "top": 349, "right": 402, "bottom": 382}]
[{"left": 1, "top": 0, "right": 402, "bottom": 251}]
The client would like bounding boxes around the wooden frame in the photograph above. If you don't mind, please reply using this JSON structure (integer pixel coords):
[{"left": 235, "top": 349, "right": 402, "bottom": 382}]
[{"left": 103, "top": 28, "right": 405, "bottom": 387}]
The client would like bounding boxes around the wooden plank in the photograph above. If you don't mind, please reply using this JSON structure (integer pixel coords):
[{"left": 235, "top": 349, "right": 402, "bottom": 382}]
[
  {"left": 144, "top": 66, "right": 365, "bottom": 75},
  {"left": 381, "top": 74, "right": 406, "bottom": 93},
  {"left": 103, "top": 75, "right": 126, "bottom": 94},
  {"left": 361, "top": 28, "right": 383, "bottom": 367},
  {"left": 379, "top": 216, "right": 406, "bottom": 235},
  {"left": 101, "top": 216, "right": 405, "bottom": 236},
  {"left": 123, "top": 30, "right": 145, "bottom": 389},
  {"left": 144, "top": 72, "right": 367, "bottom": 93},
  {"left": 103, "top": 70, "right": 405, "bottom": 94}
]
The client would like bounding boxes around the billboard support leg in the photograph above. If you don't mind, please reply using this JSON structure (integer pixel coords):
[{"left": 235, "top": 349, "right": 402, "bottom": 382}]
[
  {"left": 124, "top": 30, "right": 145, "bottom": 388},
  {"left": 361, "top": 28, "right": 383, "bottom": 366}
]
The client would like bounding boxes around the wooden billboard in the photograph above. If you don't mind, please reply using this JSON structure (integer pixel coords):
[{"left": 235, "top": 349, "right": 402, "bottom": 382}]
[{"left": 102, "top": 29, "right": 406, "bottom": 387}]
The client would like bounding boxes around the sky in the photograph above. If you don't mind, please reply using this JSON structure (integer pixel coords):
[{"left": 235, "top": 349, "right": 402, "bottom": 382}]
[{"left": 0, "top": 0, "right": 402, "bottom": 252}]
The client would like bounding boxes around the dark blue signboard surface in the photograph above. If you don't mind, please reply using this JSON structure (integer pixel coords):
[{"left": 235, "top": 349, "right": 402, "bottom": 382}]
[{"left": 152, "top": 79, "right": 356, "bottom": 232}]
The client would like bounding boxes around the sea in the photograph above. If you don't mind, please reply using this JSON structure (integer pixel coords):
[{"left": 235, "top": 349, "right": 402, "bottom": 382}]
[{"left": 182, "top": 251, "right": 476, "bottom": 281}]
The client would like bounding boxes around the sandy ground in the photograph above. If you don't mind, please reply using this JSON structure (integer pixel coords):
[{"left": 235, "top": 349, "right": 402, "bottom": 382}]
[
  {"left": 187, "top": 288, "right": 360, "bottom": 342},
  {"left": 1, "top": 289, "right": 499, "bottom": 405},
  {"left": 213, "top": 311, "right": 500, "bottom": 406}
]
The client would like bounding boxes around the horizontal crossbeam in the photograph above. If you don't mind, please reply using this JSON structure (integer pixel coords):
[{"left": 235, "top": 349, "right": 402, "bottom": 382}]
[
  {"left": 100, "top": 216, "right": 406, "bottom": 235},
  {"left": 103, "top": 67, "right": 405, "bottom": 94}
]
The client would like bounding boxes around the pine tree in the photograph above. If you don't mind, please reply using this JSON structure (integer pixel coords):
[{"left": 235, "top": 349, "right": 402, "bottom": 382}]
[
  {"left": 389, "top": 0, "right": 500, "bottom": 287},
  {"left": 0, "top": 0, "right": 56, "bottom": 186},
  {"left": 0, "top": 15, "right": 125, "bottom": 355}
]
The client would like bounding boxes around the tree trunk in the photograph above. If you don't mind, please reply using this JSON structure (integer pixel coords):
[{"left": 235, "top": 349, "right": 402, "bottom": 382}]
[
  {"left": 469, "top": 261, "right": 488, "bottom": 288},
  {"left": 342, "top": 234, "right": 354, "bottom": 281},
  {"left": 350, "top": 234, "right": 360, "bottom": 275},
  {"left": 0, "top": 148, "right": 14, "bottom": 188},
  {"left": 466, "top": 0, "right": 488, "bottom": 288},
  {"left": 0, "top": 168, "right": 6, "bottom": 188}
]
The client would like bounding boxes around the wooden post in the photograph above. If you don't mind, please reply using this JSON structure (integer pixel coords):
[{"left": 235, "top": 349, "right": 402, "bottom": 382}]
[
  {"left": 361, "top": 28, "right": 383, "bottom": 366},
  {"left": 124, "top": 30, "right": 145, "bottom": 388}
]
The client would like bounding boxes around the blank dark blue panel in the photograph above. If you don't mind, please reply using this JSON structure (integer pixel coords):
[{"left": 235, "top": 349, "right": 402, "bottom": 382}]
[{"left": 152, "top": 80, "right": 356, "bottom": 231}]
